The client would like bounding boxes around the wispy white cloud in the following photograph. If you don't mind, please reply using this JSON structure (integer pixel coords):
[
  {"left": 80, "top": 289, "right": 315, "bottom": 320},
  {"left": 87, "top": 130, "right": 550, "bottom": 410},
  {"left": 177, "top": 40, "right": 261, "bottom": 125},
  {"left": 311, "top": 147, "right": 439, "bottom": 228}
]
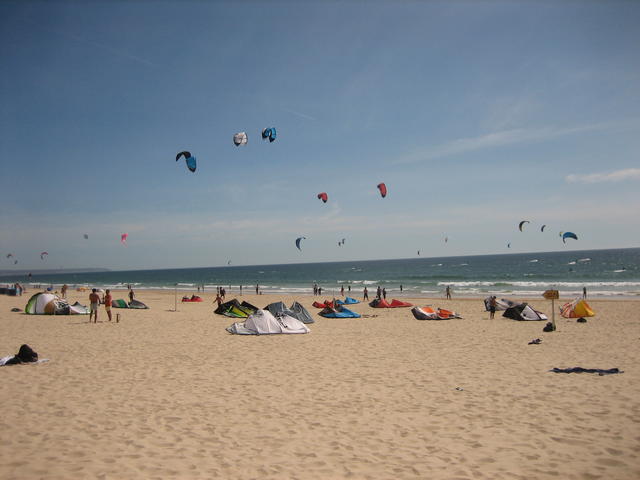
[
  {"left": 566, "top": 168, "right": 640, "bottom": 184},
  {"left": 393, "top": 119, "right": 639, "bottom": 165},
  {"left": 281, "top": 107, "right": 316, "bottom": 121}
]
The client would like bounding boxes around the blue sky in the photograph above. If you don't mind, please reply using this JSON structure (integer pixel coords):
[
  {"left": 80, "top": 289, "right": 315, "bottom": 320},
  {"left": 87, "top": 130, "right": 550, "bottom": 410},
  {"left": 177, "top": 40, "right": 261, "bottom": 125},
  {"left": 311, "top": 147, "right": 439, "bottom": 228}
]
[{"left": 1, "top": 1, "right": 639, "bottom": 270}]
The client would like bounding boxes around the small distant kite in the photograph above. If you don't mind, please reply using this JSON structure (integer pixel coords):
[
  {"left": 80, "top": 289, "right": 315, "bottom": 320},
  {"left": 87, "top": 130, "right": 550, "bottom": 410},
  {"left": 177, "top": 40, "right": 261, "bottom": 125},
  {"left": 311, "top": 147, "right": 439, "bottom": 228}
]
[
  {"left": 444, "top": 236, "right": 448, "bottom": 243},
  {"left": 83, "top": 234, "right": 89, "bottom": 239},
  {"left": 541, "top": 225, "right": 546, "bottom": 232},
  {"left": 338, "top": 238, "right": 346, "bottom": 246},
  {"left": 562, "top": 232, "right": 578, "bottom": 244},
  {"left": 507, "top": 243, "right": 511, "bottom": 248},
  {"left": 6, "top": 253, "right": 13, "bottom": 258},
  {"left": 417, "top": 250, "right": 420, "bottom": 256},
  {"left": 519, "top": 220, "right": 530, "bottom": 232},
  {"left": 176, "top": 151, "right": 197, "bottom": 173},
  {"left": 121, "top": 233, "right": 128, "bottom": 245},
  {"left": 227, "top": 260, "right": 232, "bottom": 265},
  {"left": 317, "top": 192, "right": 328, "bottom": 203},
  {"left": 40, "top": 251, "right": 48, "bottom": 260},
  {"left": 14, "top": 260, "right": 18, "bottom": 265},
  {"left": 233, "top": 132, "right": 248, "bottom": 146},
  {"left": 295, "top": 236, "right": 306, "bottom": 251},
  {"left": 377, "top": 183, "right": 387, "bottom": 198},
  {"left": 261, "top": 127, "right": 277, "bottom": 143}
]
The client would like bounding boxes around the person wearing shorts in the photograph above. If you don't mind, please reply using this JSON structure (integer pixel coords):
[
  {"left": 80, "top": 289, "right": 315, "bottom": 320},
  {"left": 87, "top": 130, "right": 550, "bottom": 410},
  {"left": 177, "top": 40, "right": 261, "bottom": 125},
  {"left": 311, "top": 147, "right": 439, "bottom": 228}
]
[
  {"left": 89, "top": 288, "right": 100, "bottom": 323},
  {"left": 103, "top": 289, "right": 113, "bottom": 322},
  {"left": 489, "top": 296, "right": 497, "bottom": 319}
]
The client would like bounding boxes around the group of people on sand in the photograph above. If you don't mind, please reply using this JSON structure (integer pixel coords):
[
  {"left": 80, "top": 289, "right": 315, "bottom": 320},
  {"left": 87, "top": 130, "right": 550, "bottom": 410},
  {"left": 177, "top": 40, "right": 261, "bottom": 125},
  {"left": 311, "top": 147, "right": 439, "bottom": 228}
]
[{"left": 87, "top": 287, "right": 134, "bottom": 323}]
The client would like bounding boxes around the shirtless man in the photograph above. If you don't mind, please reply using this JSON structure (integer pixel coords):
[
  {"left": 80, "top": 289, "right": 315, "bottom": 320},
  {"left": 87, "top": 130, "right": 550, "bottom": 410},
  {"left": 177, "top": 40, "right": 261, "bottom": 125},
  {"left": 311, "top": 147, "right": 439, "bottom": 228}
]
[
  {"left": 103, "top": 289, "right": 113, "bottom": 322},
  {"left": 89, "top": 288, "right": 100, "bottom": 323}
]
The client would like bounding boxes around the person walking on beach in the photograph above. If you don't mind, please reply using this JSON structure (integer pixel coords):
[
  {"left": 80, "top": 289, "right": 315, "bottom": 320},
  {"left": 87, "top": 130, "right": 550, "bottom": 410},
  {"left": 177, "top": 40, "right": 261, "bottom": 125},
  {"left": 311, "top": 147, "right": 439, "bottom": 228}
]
[
  {"left": 221, "top": 287, "right": 226, "bottom": 300},
  {"left": 445, "top": 285, "right": 451, "bottom": 299},
  {"left": 214, "top": 293, "right": 223, "bottom": 308},
  {"left": 103, "top": 289, "right": 113, "bottom": 322},
  {"left": 89, "top": 288, "right": 100, "bottom": 323},
  {"left": 489, "top": 295, "right": 497, "bottom": 319},
  {"left": 583, "top": 286, "right": 587, "bottom": 299},
  {"left": 363, "top": 287, "right": 369, "bottom": 301}
]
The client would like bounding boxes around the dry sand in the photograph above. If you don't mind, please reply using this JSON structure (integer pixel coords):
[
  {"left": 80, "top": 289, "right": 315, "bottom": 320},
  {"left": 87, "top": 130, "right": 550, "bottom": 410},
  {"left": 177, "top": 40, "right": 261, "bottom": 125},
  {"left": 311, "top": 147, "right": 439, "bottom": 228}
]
[{"left": 1, "top": 289, "right": 639, "bottom": 479}]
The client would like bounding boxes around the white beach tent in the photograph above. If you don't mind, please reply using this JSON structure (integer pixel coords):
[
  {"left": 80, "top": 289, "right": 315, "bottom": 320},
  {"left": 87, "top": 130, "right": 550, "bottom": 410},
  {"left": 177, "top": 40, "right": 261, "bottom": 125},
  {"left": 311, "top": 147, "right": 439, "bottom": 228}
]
[{"left": 226, "top": 309, "right": 310, "bottom": 335}]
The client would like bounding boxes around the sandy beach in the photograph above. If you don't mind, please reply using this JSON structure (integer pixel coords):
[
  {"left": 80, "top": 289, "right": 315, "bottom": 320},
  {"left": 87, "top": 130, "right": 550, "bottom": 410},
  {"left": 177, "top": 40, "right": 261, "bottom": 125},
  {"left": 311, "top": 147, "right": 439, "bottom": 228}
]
[{"left": 1, "top": 288, "right": 639, "bottom": 479}]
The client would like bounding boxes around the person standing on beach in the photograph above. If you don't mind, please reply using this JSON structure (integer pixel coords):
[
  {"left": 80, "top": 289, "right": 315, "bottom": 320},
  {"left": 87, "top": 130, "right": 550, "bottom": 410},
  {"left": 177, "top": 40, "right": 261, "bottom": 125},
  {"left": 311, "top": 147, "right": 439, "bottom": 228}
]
[
  {"left": 129, "top": 288, "right": 135, "bottom": 303},
  {"left": 400, "top": 284, "right": 403, "bottom": 292},
  {"left": 446, "top": 285, "right": 451, "bottom": 299},
  {"left": 376, "top": 286, "right": 382, "bottom": 299},
  {"left": 382, "top": 287, "right": 387, "bottom": 299},
  {"left": 363, "top": 287, "right": 369, "bottom": 301},
  {"left": 239, "top": 285, "right": 243, "bottom": 296},
  {"left": 583, "top": 286, "right": 587, "bottom": 299},
  {"left": 214, "top": 293, "right": 223, "bottom": 308},
  {"left": 103, "top": 289, "right": 113, "bottom": 322},
  {"left": 341, "top": 285, "right": 344, "bottom": 296},
  {"left": 318, "top": 286, "right": 322, "bottom": 296},
  {"left": 89, "top": 288, "right": 100, "bottom": 323},
  {"left": 61, "top": 284, "right": 68, "bottom": 299},
  {"left": 348, "top": 285, "right": 351, "bottom": 293},
  {"left": 489, "top": 295, "right": 497, "bottom": 319}
]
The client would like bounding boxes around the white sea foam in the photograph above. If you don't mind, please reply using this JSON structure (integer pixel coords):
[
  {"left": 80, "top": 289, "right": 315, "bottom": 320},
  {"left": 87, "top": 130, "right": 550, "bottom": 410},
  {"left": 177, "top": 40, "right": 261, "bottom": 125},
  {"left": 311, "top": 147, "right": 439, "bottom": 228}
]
[
  {"left": 577, "top": 258, "right": 591, "bottom": 262},
  {"left": 529, "top": 259, "right": 539, "bottom": 263}
]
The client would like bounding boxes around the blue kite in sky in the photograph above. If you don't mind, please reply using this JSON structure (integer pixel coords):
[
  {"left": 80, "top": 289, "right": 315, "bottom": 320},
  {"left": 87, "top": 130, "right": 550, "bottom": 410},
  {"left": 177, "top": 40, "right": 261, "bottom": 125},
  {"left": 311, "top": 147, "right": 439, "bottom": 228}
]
[{"left": 176, "top": 151, "right": 196, "bottom": 173}]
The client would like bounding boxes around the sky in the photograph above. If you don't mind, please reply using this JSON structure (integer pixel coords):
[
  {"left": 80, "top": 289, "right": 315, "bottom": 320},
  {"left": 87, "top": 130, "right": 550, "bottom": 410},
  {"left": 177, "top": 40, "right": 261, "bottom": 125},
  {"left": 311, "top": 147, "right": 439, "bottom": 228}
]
[{"left": 1, "top": 0, "right": 639, "bottom": 271}]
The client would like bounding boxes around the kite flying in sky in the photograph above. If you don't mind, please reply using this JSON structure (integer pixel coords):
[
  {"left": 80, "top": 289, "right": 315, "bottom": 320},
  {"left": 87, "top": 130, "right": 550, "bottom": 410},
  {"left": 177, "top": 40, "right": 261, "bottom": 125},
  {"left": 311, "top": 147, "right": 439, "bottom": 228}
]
[
  {"left": 377, "top": 183, "right": 387, "bottom": 198},
  {"left": 233, "top": 132, "right": 248, "bottom": 146},
  {"left": 176, "top": 151, "right": 197, "bottom": 173},
  {"left": 40, "top": 251, "right": 48, "bottom": 260},
  {"left": 261, "top": 127, "right": 277, "bottom": 143},
  {"left": 519, "top": 220, "right": 530, "bottom": 231},
  {"left": 295, "top": 237, "right": 306, "bottom": 251},
  {"left": 121, "top": 233, "right": 128, "bottom": 245},
  {"left": 562, "top": 232, "right": 578, "bottom": 243},
  {"left": 317, "top": 192, "right": 328, "bottom": 203}
]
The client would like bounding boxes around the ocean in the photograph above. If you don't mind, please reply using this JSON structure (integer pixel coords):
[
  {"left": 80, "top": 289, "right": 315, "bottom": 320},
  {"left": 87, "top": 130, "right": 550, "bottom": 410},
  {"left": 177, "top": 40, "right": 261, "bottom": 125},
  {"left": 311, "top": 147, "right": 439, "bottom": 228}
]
[{"left": 7, "top": 248, "right": 640, "bottom": 298}]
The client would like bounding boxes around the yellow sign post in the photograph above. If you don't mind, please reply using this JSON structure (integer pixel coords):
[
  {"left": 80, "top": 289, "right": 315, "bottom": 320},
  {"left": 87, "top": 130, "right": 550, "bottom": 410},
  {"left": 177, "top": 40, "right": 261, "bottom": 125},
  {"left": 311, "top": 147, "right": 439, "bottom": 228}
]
[{"left": 543, "top": 290, "right": 559, "bottom": 329}]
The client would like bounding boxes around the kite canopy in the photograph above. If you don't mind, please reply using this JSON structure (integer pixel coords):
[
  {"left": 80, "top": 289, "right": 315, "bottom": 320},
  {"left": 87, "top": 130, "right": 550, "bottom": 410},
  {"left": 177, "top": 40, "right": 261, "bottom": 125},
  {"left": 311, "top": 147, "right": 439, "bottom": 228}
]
[
  {"left": 83, "top": 234, "right": 89, "bottom": 239},
  {"left": 121, "top": 233, "right": 128, "bottom": 245},
  {"left": 541, "top": 225, "right": 546, "bottom": 232},
  {"left": 25, "top": 293, "right": 89, "bottom": 315},
  {"left": 317, "top": 192, "right": 328, "bottom": 203},
  {"left": 226, "top": 309, "right": 310, "bottom": 335},
  {"left": 561, "top": 298, "right": 595, "bottom": 318},
  {"left": 176, "top": 151, "right": 197, "bottom": 172},
  {"left": 518, "top": 220, "right": 530, "bottom": 231},
  {"left": 562, "top": 232, "right": 578, "bottom": 243},
  {"left": 261, "top": 127, "right": 277, "bottom": 143},
  {"left": 233, "top": 132, "right": 248, "bottom": 146},
  {"left": 377, "top": 183, "right": 387, "bottom": 198},
  {"left": 295, "top": 236, "right": 306, "bottom": 251},
  {"left": 40, "top": 251, "right": 48, "bottom": 260}
]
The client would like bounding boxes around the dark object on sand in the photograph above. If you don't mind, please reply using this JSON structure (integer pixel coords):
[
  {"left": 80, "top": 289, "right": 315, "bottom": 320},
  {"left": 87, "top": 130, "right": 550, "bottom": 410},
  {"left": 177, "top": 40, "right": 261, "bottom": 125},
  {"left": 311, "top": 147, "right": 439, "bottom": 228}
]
[
  {"left": 1, "top": 344, "right": 38, "bottom": 366},
  {"left": 543, "top": 322, "right": 555, "bottom": 332},
  {"left": 577, "top": 317, "right": 587, "bottom": 323},
  {"left": 11, "top": 307, "right": 21, "bottom": 312},
  {"left": 550, "top": 367, "right": 622, "bottom": 376},
  {"left": 528, "top": 338, "right": 542, "bottom": 345}
]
